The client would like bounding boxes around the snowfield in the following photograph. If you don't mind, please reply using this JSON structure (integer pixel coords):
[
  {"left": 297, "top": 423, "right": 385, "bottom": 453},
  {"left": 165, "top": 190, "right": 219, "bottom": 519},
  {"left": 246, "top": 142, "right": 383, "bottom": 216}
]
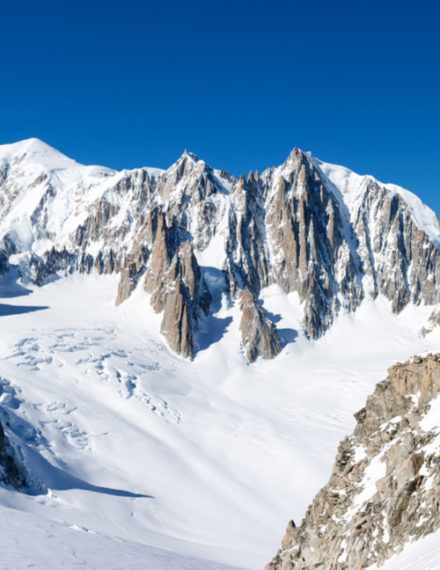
[
  {"left": 0, "top": 503, "right": 237, "bottom": 570},
  {"left": 1, "top": 136, "right": 440, "bottom": 569},
  {"left": 1, "top": 271, "right": 440, "bottom": 569}
]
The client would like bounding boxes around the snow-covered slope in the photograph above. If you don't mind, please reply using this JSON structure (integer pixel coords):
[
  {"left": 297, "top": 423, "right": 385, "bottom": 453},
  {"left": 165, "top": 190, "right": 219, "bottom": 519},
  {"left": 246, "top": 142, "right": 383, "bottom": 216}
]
[
  {"left": 0, "top": 138, "right": 117, "bottom": 251},
  {"left": 0, "top": 503, "right": 238, "bottom": 570},
  {"left": 373, "top": 529, "right": 440, "bottom": 569},
  {"left": 0, "top": 140, "right": 439, "bottom": 568},
  {"left": 1, "top": 271, "right": 440, "bottom": 568},
  {"left": 311, "top": 154, "right": 440, "bottom": 249}
]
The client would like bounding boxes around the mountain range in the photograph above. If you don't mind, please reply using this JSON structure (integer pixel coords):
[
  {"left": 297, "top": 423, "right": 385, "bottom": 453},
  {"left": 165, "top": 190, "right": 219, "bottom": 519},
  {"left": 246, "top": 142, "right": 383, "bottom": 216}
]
[
  {"left": 0, "top": 138, "right": 440, "bottom": 569},
  {"left": 1, "top": 138, "right": 440, "bottom": 361}
]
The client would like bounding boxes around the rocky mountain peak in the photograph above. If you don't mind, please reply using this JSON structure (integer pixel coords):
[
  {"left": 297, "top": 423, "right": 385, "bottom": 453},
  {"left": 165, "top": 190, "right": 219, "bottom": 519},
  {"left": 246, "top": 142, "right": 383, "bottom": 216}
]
[
  {"left": 1, "top": 139, "right": 440, "bottom": 362},
  {"left": 181, "top": 149, "right": 200, "bottom": 162},
  {"left": 286, "top": 146, "right": 303, "bottom": 162},
  {"left": 172, "top": 149, "right": 203, "bottom": 176}
]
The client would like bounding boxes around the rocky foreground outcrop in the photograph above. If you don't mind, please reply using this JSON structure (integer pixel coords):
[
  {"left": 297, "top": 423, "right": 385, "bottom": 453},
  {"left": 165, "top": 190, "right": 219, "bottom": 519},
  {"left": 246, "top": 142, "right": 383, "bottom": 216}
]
[
  {"left": 0, "top": 419, "right": 27, "bottom": 489},
  {"left": 2, "top": 139, "right": 440, "bottom": 361},
  {"left": 267, "top": 353, "right": 440, "bottom": 569}
]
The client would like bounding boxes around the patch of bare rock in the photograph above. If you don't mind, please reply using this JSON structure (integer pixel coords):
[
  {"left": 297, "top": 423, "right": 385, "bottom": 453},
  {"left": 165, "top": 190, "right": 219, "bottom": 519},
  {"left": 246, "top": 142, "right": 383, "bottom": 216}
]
[{"left": 267, "top": 353, "right": 440, "bottom": 569}]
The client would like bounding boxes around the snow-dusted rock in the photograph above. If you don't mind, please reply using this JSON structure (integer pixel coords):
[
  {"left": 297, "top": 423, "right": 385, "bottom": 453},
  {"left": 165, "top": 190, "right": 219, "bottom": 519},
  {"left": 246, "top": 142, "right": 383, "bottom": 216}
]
[
  {"left": 1, "top": 138, "right": 440, "bottom": 360},
  {"left": 264, "top": 148, "right": 363, "bottom": 338},
  {"left": 420, "top": 307, "right": 440, "bottom": 337},
  {"left": 266, "top": 353, "right": 440, "bottom": 570}
]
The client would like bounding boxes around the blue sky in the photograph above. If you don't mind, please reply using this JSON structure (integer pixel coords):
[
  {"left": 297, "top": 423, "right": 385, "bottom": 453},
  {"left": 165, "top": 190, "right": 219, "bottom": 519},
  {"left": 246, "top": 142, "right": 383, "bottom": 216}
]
[{"left": 1, "top": 0, "right": 440, "bottom": 211}]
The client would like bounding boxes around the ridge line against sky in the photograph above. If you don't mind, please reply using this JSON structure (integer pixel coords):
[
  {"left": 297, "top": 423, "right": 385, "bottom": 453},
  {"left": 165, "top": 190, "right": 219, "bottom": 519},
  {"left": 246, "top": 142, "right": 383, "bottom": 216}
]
[
  {"left": 0, "top": 0, "right": 439, "bottom": 213},
  {"left": 4, "top": 136, "right": 438, "bottom": 222}
]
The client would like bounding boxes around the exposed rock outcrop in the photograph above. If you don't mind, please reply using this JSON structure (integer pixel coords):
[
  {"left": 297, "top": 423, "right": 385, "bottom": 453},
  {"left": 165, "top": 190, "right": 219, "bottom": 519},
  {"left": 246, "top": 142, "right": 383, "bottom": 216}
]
[
  {"left": 267, "top": 353, "right": 440, "bottom": 569},
  {"left": 142, "top": 215, "right": 211, "bottom": 358},
  {"left": 156, "top": 241, "right": 211, "bottom": 359},
  {"left": 0, "top": 419, "right": 27, "bottom": 489},
  {"left": 264, "top": 149, "right": 364, "bottom": 338},
  {"left": 351, "top": 183, "right": 440, "bottom": 312},
  {"left": 225, "top": 172, "right": 272, "bottom": 298},
  {"left": 1, "top": 139, "right": 440, "bottom": 360},
  {"left": 238, "top": 289, "right": 281, "bottom": 363}
]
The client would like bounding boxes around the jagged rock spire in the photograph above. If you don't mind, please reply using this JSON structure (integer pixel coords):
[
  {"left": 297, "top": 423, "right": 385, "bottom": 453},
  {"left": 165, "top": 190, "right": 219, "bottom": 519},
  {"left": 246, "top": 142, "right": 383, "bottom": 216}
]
[{"left": 1, "top": 139, "right": 440, "bottom": 360}]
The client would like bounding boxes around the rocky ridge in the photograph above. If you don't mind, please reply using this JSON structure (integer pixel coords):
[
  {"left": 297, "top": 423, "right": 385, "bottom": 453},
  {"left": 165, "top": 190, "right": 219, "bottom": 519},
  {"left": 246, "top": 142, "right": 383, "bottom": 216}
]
[
  {"left": 267, "top": 353, "right": 440, "bottom": 569},
  {"left": 1, "top": 139, "right": 440, "bottom": 361}
]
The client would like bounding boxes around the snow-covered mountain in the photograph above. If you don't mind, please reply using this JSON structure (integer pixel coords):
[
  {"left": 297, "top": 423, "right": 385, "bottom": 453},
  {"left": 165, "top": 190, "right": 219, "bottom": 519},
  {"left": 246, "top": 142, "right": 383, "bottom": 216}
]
[
  {"left": 2, "top": 138, "right": 440, "bottom": 361},
  {"left": 1, "top": 138, "right": 440, "bottom": 569}
]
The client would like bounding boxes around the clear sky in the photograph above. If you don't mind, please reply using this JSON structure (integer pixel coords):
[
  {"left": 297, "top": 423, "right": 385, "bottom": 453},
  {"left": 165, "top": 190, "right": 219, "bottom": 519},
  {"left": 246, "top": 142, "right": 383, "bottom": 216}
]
[{"left": 1, "top": 0, "right": 440, "bottom": 212}]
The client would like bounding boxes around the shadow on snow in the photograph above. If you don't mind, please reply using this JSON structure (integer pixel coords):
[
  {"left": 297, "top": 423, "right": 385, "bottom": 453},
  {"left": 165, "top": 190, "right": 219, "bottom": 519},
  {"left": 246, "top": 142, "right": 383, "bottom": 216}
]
[
  {"left": 196, "top": 315, "right": 233, "bottom": 354},
  {"left": 1, "top": 406, "right": 153, "bottom": 500},
  {"left": 0, "top": 267, "right": 49, "bottom": 316},
  {"left": 0, "top": 267, "right": 33, "bottom": 298},
  {"left": 0, "top": 304, "right": 49, "bottom": 316},
  {"left": 22, "top": 447, "right": 154, "bottom": 499},
  {"left": 195, "top": 266, "right": 233, "bottom": 355},
  {"left": 259, "top": 304, "right": 298, "bottom": 348}
]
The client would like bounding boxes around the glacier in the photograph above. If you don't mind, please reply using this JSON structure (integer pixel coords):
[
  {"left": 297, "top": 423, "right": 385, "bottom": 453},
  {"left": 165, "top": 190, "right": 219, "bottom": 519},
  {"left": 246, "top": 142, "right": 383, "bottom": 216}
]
[{"left": 0, "top": 139, "right": 439, "bottom": 568}]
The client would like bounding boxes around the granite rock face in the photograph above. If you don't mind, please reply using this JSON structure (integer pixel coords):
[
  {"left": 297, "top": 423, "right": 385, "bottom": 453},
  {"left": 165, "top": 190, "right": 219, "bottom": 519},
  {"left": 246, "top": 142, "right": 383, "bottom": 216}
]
[
  {"left": 147, "top": 238, "right": 211, "bottom": 359},
  {"left": 350, "top": 182, "right": 440, "bottom": 312},
  {"left": 267, "top": 354, "right": 440, "bottom": 570},
  {"left": 263, "top": 149, "right": 364, "bottom": 338},
  {"left": 1, "top": 138, "right": 440, "bottom": 360},
  {"left": 238, "top": 288, "right": 281, "bottom": 363}
]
